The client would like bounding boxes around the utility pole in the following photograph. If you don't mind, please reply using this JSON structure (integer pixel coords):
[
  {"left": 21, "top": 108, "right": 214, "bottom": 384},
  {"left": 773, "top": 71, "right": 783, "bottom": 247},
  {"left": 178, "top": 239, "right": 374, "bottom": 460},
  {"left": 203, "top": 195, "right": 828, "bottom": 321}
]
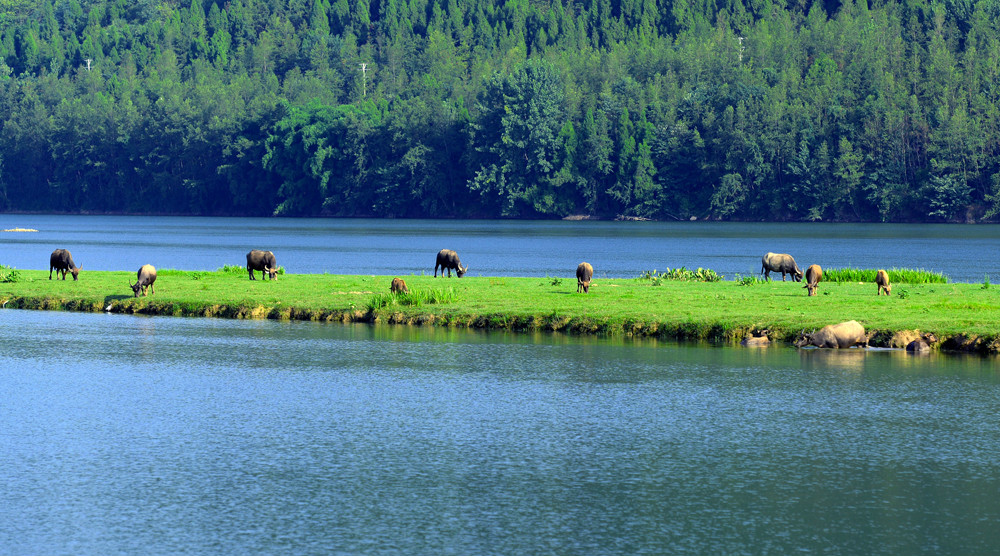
[{"left": 359, "top": 62, "right": 368, "bottom": 97}]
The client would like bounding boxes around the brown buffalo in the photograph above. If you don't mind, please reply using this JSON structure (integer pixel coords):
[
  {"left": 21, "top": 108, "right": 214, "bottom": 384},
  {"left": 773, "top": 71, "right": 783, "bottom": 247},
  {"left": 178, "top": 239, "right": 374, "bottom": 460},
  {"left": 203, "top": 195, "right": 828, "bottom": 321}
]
[
  {"left": 794, "top": 320, "right": 868, "bottom": 349},
  {"left": 906, "top": 332, "right": 937, "bottom": 353},
  {"left": 876, "top": 269, "right": 891, "bottom": 295},
  {"left": 130, "top": 264, "right": 157, "bottom": 297},
  {"left": 434, "top": 249, "right": 467, "bottom": 277},
  {"left": 390, "top": 277, "right": 409, "bottom": 294},
  {"left": 576, "top": 262, "right": 593, "bottom": 293},
  {"left": 49, "top": 249, "right": 81, "bottom": 281},
  {"left": 803, "top": 264, "right": 822, "bottom": 296},
  {"left": 247, "top": 250, "right": 278, "bottom": 281},
  {"left": 761, "top": 252, "right": 803, "bottom": 281}
]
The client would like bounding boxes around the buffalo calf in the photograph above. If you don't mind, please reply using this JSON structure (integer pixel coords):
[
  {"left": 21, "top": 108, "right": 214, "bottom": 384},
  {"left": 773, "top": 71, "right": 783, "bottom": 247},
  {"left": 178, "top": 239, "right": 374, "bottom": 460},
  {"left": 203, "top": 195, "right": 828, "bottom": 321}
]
[{"left": 390, "top": 277, "right": 409, "bottom": 294}]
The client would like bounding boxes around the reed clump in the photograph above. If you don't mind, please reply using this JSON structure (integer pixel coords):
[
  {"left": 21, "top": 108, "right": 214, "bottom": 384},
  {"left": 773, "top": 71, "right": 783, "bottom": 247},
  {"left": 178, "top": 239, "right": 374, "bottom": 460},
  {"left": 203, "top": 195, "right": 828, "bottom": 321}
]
[
  {"left": 824, "top": 267, "right": 948, "bottom": 284},
  {"left": 366, "top": 287, "right": 457, "bottom": 312}
]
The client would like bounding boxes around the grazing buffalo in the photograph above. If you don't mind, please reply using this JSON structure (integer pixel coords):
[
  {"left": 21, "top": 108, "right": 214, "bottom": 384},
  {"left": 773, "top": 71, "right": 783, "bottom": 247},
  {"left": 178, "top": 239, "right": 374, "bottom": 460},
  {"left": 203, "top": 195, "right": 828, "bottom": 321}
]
[
  {"left": 434, "top": 249, "right": 467, "bottom": 277},
  {"left": 247, "top": 250, "right": 278, "bottom": 281},
  {"left": 390, "top": 277, "right": 409, "bottom": 294},
  {"left": 130, "top": 264, "right": 157, "bottom": 297},
  {"left": 876, "top": 269, "right": 891, "bottom": 296},
  {"left": 803, "top": 264, "right": 822, "bottom": 296},
  {"left": 576, "top": 262, "right": 593, "bottom": 293},
  {"left": 761, "top": 252, "right": 803, "bottom": 281},
  {"left": 794, "top": 320, "right": 868, "bottom": 349},
  {"left": 49, "top": 249, "right": 81, "bottom": 281}
]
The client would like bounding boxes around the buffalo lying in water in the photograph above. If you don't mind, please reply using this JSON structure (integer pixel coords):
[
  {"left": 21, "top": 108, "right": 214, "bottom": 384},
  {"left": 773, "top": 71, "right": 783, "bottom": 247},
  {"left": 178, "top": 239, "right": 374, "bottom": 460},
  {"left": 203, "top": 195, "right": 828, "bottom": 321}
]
[
  {"left": 794, "top": 320, "right": 867, "bottom": 349},
  {"left": 876, "top": 269, "right": 891, "bottom": 296},
  {"left": 434, "top": 249, "right": 467, "bottom": 277},
  {"left": 761, "top": 252, "right": 803, "bottom": 281},
  {"left": 390, "top": 277, "right": 409, "bottom": 294},
  {"left": 49, "top": 249, "right": 81, "bottom": 281},
  {"left": 247, "top": 250, "right": 278, "bottom": 281},
  {"left": 803, "top": 264, "right": 822, "bottom": 296},
  {"left": 576, "top": 262, "right": 593, "bottom": 293},
  {"left": 130, "top": 264, "right": 157, "bottom": 297}
]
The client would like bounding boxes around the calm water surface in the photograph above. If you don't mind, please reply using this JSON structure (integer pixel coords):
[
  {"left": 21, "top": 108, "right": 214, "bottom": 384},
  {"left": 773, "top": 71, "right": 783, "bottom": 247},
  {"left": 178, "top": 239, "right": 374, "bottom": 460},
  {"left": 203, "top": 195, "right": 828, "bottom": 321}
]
[
  {"left": 2, "top": 214, "right": 999, "bottom": 281},
  {"left": 3, "top": 310, "right": 1000, "bottom": 555}
]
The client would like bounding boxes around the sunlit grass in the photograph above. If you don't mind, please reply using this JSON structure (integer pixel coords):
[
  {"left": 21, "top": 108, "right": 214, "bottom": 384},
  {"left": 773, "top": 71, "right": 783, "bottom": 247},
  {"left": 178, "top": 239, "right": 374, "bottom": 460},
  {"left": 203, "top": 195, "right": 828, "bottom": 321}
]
[{"left": 2, "top": 268, "right": 1000, "bottom": 348}]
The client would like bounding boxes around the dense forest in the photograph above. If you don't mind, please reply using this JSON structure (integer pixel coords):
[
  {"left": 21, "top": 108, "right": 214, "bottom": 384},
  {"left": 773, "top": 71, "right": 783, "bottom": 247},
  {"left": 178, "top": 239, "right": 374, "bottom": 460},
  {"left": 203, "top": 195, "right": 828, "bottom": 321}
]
[{"left": 0, "top": 0, "right": 998, "bottom": 221}]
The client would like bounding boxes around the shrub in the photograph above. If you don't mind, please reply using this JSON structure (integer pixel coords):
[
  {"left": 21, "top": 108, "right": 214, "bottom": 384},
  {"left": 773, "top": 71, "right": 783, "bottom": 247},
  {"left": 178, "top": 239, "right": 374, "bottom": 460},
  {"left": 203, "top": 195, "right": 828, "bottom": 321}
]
[
  {"left": 638, "top": 267, "right": 722, "bottom": 283},
  {"left": 219, "top": 264, "right": 245, "bottom": 274},
  {"left": 734, "top": 274, "right": 766, "bottom": 286},
  {"left": 0, "top": 265, "right": 21, "bottom": 283}
]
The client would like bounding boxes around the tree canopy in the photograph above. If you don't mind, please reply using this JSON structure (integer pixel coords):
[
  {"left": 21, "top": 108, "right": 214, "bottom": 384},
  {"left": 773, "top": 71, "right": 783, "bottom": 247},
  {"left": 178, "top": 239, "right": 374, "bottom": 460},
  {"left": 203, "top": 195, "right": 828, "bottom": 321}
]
[{"left": 1, "top": 0, "right": 1000, "bottom": 222}]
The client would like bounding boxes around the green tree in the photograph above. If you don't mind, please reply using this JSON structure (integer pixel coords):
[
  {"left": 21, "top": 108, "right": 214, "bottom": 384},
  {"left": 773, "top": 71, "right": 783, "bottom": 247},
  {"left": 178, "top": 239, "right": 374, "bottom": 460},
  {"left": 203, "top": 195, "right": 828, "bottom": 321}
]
[{"left": 470, "top": 58, "right": 567, "bottom": 216}]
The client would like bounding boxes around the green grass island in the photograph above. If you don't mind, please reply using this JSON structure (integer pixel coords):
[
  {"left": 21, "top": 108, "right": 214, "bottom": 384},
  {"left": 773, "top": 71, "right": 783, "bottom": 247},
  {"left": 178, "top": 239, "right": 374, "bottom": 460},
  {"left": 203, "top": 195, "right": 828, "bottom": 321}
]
[{"left": 2, "top": 267, "right": 1000, "bottom": 354}]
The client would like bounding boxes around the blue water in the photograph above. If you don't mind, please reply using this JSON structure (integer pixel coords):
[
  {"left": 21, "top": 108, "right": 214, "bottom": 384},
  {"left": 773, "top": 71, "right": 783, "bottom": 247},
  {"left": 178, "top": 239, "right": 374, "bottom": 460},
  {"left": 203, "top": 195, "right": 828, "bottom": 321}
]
[
  {"left": 2, "top": 310, "right": 1000, "bottom": 555},
  {"left": 2, "top": 214, "right": 998, "bottom": 281}
]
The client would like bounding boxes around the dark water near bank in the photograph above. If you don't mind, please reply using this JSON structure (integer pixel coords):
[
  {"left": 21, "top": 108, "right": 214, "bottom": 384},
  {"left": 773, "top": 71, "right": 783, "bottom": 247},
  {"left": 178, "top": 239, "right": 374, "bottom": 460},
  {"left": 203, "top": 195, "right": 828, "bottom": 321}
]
[
  {"left": 3, "top": 310, "right": 1000, "bottom": 555},
  {"left": 2, "top": 214, "right": 1000, "bottom": 281}
]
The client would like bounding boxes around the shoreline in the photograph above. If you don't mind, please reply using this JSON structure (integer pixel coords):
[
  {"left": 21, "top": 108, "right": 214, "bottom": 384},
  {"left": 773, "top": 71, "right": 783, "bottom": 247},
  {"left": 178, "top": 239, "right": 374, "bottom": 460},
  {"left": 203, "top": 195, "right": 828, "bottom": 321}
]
[{"left": 3, "top": 270, "right": 1000, "bottom": 354}]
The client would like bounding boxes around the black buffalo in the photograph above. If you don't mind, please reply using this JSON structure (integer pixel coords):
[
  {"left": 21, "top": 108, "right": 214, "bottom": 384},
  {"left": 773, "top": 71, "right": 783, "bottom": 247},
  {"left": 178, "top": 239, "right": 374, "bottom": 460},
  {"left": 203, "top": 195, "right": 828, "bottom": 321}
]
[
  {"left": 247, "top": 250, "right": 278, "bottom": 281},
  {"left": 434, "top": 249, "right": 467, "bottom": 277},
  {"left": 130, "top": 264, "right": 157, "bottom": 297},
  {"left": 49, "top": 249, "right": 81, "bottom": 281}
]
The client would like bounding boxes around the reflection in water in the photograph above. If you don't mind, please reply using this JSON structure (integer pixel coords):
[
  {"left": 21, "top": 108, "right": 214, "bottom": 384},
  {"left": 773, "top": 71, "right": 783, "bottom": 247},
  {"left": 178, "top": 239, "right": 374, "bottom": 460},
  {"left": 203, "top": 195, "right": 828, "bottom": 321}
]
[{"left": 2, "top": 309, "right": 1000, "bottom": 556}]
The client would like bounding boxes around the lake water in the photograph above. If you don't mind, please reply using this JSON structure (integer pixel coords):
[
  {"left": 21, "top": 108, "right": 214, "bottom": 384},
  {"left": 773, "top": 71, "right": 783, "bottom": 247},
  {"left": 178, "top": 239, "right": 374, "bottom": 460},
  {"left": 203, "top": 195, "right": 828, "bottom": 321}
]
[
  {"left": 4, "top": 215, "right": 1000, "bottom": 554},
  {"left": 2, "top": 309, "right": 1000, "bottom": 555},
  {"left": 2, "top": 214, "right": 1000, "bottom": 282}
]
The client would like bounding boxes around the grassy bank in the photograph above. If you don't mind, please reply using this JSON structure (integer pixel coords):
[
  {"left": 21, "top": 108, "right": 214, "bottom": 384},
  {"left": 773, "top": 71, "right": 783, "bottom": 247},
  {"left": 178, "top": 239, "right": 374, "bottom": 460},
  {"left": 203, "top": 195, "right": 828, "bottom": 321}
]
[{"left": 2, "top": 269, "right": 1000, "bottom": 353}]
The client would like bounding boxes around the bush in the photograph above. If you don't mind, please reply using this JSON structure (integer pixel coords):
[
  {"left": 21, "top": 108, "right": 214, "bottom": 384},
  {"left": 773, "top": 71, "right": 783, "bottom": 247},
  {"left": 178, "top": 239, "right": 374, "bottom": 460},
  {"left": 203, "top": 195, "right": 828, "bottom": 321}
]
[
  {"left": 638, "top": 267, "right": 723, "bottom": 283},
  {"left": 219, "top": 264, "right": 245, "bottom": 274},
  {"left": 0, "top": 265, "right": 21, "bottom": 283},
  {"left": 734, "top": 274, "right": 766, "bottom": 286}
]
